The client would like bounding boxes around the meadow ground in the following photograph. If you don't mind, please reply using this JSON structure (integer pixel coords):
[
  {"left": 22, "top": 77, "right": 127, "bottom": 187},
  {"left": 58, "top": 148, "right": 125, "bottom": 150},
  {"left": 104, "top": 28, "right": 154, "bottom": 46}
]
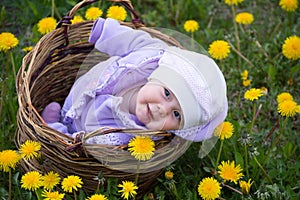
[{"left": 0, "top": 0, "right": 299, "bottom": 199}]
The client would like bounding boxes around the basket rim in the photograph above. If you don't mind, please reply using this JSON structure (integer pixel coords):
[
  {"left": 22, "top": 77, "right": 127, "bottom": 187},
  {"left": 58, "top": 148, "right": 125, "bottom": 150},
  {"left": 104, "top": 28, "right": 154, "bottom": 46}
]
[
  {"left": 16, "top": 18, "right": 191, "bottom": 173},
  {"left": 15, "top": 1, "right": 195, "bottom": 195}
]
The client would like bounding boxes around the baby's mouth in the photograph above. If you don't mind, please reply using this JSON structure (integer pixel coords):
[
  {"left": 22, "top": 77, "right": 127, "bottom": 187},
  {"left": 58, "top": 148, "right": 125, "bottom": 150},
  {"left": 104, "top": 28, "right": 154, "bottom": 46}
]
[
  {"left": 147, "top": 104, "right": 152, "bottom": 118},
  {"left": 147, "top": 103, "right": 151, "bottom": 117}
]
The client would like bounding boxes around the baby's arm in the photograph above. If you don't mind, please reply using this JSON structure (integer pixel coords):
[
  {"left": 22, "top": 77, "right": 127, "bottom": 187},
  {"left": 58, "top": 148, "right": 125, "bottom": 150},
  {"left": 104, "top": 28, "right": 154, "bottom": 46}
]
[{"left": 89, "top": 18, "right": 167, "bottom": 57}]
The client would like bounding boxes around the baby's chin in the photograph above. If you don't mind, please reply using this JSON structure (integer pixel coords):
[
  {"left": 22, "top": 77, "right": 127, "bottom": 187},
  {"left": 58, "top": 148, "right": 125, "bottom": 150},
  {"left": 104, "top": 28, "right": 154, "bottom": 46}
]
[
  {"left": 144, "top": 123, "right": 166, "bottom": 131},
  {"left": 145, "top": 122, "right": 183, "bottom": 131}
]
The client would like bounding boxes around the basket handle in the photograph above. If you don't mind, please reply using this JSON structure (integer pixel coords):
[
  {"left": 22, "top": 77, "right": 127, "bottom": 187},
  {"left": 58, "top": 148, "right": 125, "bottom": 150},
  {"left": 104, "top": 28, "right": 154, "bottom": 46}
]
[{"left": 56, "top": 0, "right": 144, "bottom": 47}]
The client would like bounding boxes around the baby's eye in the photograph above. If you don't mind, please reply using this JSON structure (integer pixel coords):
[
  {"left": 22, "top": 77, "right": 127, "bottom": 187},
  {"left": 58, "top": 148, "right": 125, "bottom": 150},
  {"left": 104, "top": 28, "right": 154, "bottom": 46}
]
[
  {"left": 164, "top": 88, "right": 171, "bottom": 99},
  {"left": 173, "top": 111, "right": 181, "bottom": 121}
]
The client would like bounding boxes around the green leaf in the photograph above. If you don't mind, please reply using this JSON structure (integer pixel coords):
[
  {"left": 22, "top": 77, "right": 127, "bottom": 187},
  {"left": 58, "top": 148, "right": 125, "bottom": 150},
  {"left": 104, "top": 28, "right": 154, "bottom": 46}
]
[
  {"left": 0, "top": 187, "right": 8, "bottom": 199},
  {"left": 0, "top": 6, "right": 6, "bottom": 27},
  {"left": 12, "top": 171, "right": 20, "bottom": 186},
  {"left": 26, "top": 0, "right": 39, "bottom": 17},
  {"left": 268, "top": 65, "right": 276, "bottom": 82},
  {"left": 282, "top": 142, "right": 297, "bottom": 159},
  {"left": 203, "top": 166, "right": 212, "bottom": 173},
  {"left": 35, "top": 188, "right": 44, "bottom": 200},
  {"left": 78, "top": 189, "right": 86, "bottom": 200},
  {"left": 290, "top": 64, "right": 300, "bottom": 76},
  {"left": 235, "top": 151, "right": 244, "bottom": 169}
]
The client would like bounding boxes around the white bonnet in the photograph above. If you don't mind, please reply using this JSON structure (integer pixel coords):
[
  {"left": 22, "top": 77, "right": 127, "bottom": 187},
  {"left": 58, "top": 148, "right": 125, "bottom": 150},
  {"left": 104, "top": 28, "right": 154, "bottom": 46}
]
[{"left": 149, "top": 46, "right": 228, "bottom": 138}]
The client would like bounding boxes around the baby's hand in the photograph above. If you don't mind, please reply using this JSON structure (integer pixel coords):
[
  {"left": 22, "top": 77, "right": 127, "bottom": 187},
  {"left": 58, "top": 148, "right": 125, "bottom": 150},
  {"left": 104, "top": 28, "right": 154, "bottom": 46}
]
[{"left": 42, "top": 102, "right": 61, "bottom": 123}]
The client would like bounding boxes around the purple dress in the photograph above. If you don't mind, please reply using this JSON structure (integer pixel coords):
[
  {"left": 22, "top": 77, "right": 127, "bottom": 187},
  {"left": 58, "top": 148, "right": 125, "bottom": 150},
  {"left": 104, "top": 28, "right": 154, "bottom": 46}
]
[
  {"left": 46, "top": 18, "right": 228, "bottom": 145},
  {"left": 48, "top": 18, "right": 167, "bottom": 145}
]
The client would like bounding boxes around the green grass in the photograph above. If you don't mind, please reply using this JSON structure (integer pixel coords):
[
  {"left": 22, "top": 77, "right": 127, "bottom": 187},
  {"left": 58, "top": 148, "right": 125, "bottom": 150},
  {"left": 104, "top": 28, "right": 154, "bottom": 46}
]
[{"left": 1, "top": 0, "right": 300, "bottom": 199}]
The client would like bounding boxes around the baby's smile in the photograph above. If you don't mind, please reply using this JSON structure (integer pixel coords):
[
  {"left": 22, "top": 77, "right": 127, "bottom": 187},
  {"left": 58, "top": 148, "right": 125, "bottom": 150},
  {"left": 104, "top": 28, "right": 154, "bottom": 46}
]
[{"left": 135, "top": 80, "right": 183, "bottom": 130}]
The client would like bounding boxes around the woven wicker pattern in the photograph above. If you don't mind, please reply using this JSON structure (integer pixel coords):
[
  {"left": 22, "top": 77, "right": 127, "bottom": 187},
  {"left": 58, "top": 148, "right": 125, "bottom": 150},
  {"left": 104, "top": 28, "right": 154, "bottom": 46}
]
[{"left": 15, "top": 0, "right": 191, "bottom": 196}]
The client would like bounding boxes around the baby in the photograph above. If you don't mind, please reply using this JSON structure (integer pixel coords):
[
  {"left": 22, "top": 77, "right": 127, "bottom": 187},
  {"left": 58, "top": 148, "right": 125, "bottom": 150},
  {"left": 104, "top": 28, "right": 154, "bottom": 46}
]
[{"left": 42, "top": 17, "right": 228, "bottom": 145}]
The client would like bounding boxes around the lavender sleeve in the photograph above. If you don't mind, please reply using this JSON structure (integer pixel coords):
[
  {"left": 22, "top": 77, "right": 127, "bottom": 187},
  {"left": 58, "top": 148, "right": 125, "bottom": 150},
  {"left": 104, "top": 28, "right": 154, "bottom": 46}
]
[
  {"left": 61, "top": 18, "right": 167, "bottom": 133},
  {"left": 89, "top": 18, "right": 167, "bottom": 58}
]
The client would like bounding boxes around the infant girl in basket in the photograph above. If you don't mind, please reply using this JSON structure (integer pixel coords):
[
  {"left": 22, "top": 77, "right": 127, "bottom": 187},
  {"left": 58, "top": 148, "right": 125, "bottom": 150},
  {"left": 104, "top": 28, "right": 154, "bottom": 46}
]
[{"left": 42, "top": 17, "right": 228, "bottom": 145}]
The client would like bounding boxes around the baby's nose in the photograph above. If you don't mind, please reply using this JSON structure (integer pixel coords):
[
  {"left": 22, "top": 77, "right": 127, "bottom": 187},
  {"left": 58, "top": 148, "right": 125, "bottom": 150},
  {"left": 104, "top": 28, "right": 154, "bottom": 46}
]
[{"left": 157, "top": 103, "right": 171, "bottom": 116}]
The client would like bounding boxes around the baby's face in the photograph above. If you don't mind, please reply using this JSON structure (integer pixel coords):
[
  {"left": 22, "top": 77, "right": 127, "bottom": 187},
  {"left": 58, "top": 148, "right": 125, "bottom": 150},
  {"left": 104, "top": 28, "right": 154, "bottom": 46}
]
[{"left": 135, "top": 80, "right": 183, "bottom": 130}]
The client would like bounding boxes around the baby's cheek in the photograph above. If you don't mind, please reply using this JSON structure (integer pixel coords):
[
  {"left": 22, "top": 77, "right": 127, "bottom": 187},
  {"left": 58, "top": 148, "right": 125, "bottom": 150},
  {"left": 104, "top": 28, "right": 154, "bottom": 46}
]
[
  {"left": 163, "top": 118, "right": 181, "bottom": 130},
  {"left": 145, "top": 120, "right": 164, "bottom": 130}
]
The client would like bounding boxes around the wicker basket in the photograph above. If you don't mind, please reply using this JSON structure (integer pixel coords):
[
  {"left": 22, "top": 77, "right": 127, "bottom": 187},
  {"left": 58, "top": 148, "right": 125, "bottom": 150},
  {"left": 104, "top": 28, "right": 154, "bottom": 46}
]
[{"left": 15, "top": 0, "right": 191, "bottom": 197}]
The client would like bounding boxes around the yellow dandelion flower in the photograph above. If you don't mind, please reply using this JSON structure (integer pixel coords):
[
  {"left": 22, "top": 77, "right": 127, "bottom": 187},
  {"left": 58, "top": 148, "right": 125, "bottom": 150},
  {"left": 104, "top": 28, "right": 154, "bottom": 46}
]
[
  {"left": 37, "top": 17, "right": 57, "bottom": 35},
  {"left": 287, "top": 78, "right": 294, "bottom": 85},
  {"left": 224, "top": 0, "right": 244, "bottom": 6},
  {"left": 239, "top": 179, "right": 253, "bottom": 194},
  {"left": 128, "top": 136, "right": 155, "bottom": 161},
  {"left": 277, "top": 92, "right": 293, "bottom": 103},
  {"left": 260, "top": 87, "right": 268, "bottom": 95},
  {"left": 208, "top": 40, "right": 231, "bottom": 60},
  {"left": 0, "top": 149, "right": 21, "bottom": 172},
  {"left": 106, "top": 5, "right": 127, "bottom": 21},
  {"left": 214, "top": 121, "right": 234, "bottom": 140},
  {"left": 42, "top": 190, "right": 65, "bottom": 200},
  {"left": 240, "top": 70, "right": 248, "bottom": 80},
  {"left": 22, "top": 46, "right": 33, "bottom": 52},
  {"left": 282, "top": 35, "right": 300, "bottom": 60},
  {"left": 42, "top": 171, "right": 61, "bottom": 190},
  {"left": 278, "top": 100, "right": 298, "bottom": 117},
  {"left": 61, "top": 175, "right": 83, "bottom": 193},
  {"left": 0, "top": 32, "right": 19, "bottom": 52},
  {"left": 118, "top": 181, "right": 138, "bottom": 200},
  {"left": 165, "top": 171, "right": 174, "bottom": 180},
  {"left": 235, "top": 12, "right": 254, "bottom": 25},
  {"left": 183, "top": 20, "right": 200, "bottom": 33},
  {"left": 244, "top": 88, "right": 264, "bottom": 101},
  {"left": 19, "top": 140, "right": 41, "bottom": 160},
  {"left": 240, "top": 70, "right": 251, "bottom": 87},
  {"left": 86, "top": 194, "right": 108, "bottom": 200},
  {"left": 198, "top": 177, "right": 221, "bottom": 200},
  {"left": 71, "top": 15, "right": 84, "bottom": 24},
  {"left": 296, "top": 105, "right": 300, "bottom": 113},
  {"left": 21, "top": 171, "right": 43, "bottom": 191},
  {"left": 279, "top": 0, "right": 298, "bottom": 12},
  {"left": 218, "top": 160, "right": 243, "bottom": 184},
  {"left": 85, "top": 7, "right": 103, "bottom": 20},
  {"left": 243, "top": 79, "right": 251, "bottom": 87}
]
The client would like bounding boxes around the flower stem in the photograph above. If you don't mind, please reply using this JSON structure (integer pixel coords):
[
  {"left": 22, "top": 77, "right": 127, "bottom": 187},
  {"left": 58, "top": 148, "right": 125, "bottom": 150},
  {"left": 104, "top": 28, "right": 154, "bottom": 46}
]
[
  {"left": 245, "top": 103, "right": 257, "bottom": 178},
  {"left": 51, "top": 0, "right": 54, "bottom": 17},
  {"left": 96, "top": 180, "right": 100, "bottom": 193},
  {"left": 191, "top": 32, "right": 195, "bottom": 50},
  {"left": 8, "top": 169, "right": 12, "bottom": 200},
  {"left": 98, "top": 0, "right": 102, "bottom": 8},
  {"left": 0, "top": 69, "right": 7, "bottom": 144},
  {"left": 231, "top": 5, "right": 241, "bottom": 69},
  {"left": 238, "top": 23, "right": 245, "bottom": 34},
  {"left": 51, "top": 0, "right": 61, "bottom": 19},
  {"left": 35, "top": 189, "right": 43, "bottom": 200},
  {"left": 250, "top": 103, "right": 257, "bottom": 135},
  {"left": 170, "top": 182, "right": 180, "bottom": 200},
  {"left": 219, "top": 59, "right": 223, "bottom": 71},
  {"left": 135, "top": 160, "right": 140, "bottom": 185},
  {"left": 74, "top": 190, "right": 77, "bottom": 200},
  {"left": 222, "top": 182, "right": 243, "bottom": 195},
  {"left": 9, "top": 51, "right": 16, "bottom": 81},
  {"left": 253, "top": 155, "right": 273, "bottom": 184},
  {"left": 216, "top": 140, "right": 224, "bottom": 167},
  {"left": 263, "top": 117, "right": 288, "bottom": 166},
  {"left": 271, "top": 117, "right": 288, "bottom": 150},
  {"left": 229, "top": 42, "right": 254, "bottom": 67},
  {"left": 244, "top": 143, "right": 249, "bottom": 178},
  {"left": 254, "top": 40, "right": 270, "bottom": 60}
]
